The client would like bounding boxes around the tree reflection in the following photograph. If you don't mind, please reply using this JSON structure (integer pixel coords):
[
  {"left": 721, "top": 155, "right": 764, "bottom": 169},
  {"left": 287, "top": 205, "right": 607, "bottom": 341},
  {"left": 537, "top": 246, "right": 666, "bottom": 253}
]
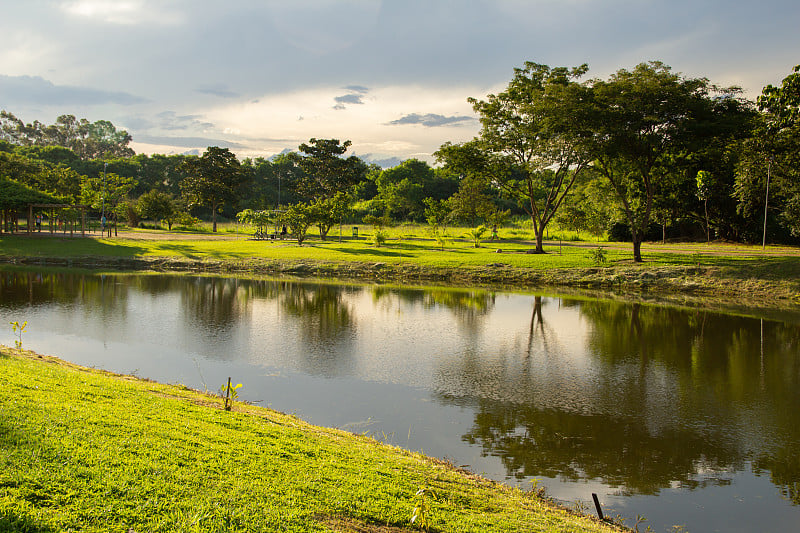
[
  {"left": 179, "top": 277, "right": 246, "bottom": 348},
  {"left": 372, "top": 285, "right": 495, "bottom": 333},
  {"left": 438, "top": 296, "right": 800, "bottom": 499},
  {"left": 281, "top": 282, "right": 356, "bottom": 351},
  {"left": 452, "top": 396, "right": 741, "bottom": 494}
]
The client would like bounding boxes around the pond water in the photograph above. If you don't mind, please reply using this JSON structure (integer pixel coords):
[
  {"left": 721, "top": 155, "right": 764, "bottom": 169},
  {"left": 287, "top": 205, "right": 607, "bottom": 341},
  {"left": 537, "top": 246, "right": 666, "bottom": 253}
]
[{"left": 1, "top": 268, "right": 799, "bottom": 532}]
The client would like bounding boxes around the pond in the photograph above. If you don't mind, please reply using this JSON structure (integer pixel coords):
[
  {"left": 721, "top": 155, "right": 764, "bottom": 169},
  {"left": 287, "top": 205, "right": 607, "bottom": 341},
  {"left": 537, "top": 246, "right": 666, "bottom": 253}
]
[{"left": 1, "top": 268, "right": 799, "bottom": 532}]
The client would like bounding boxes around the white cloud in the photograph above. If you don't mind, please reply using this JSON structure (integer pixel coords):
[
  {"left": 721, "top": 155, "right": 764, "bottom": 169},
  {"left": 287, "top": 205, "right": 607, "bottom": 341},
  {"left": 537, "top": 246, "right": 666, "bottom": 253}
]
[
  {"left": 201, "top": 85, "right": 481, "bottom": 160},
  {"left": 59, "top": 0, "right": 184, "bottom": 25}
]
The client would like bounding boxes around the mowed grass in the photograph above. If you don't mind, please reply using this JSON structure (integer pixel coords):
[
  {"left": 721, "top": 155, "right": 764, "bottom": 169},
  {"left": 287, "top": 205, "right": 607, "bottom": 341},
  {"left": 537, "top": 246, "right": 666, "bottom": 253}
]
[
  {"left": 0, "top": 347, "right": 620, "bottom": 533},
  {"left": 2, "top": 225, "right": 800, "bottom": 288}
]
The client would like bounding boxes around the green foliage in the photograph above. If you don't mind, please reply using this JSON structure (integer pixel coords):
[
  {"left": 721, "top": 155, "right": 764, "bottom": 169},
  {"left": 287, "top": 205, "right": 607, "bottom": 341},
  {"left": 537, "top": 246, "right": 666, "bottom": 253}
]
[
  {"left": 9, "top": 320, "right": 27, "bottom": 349},
  {"left": 179, "top": 147, "right": 246, "bottom": 232},
  {"left": 289, "top": 138, "right": 367, "bottom": 202},
  {"left": 363, "top": 213, "right": 394, "bottom": 230},
  {"left": 587, "top": 246, "right": 608, "bottom": 266},
  {"left": 138, "top": 190, "right": 180, "bottom": 229},
  {"left": 0, "top": 177, "right": 62, "bottom": 210},
  {"left": 411, "top": 485, "right": 438, "bottom": 531},
  {"left": 308, "top": 192, "right": 352, "bottom": 240},
  {"left": 0, "top": 111, "right": 134, "bottom": 160},
  {"left": 373, "top": 229, "right": 387, "bottom": 247},
  {"left": 219, "top": 378, "right": 242, "bottom": 411},
  {"left": 758, "top": 64, "right": 800, "bottom": 129},
  {"left": 464, "top": 225, "right": 487, "bottom": 248},
  {"left": 282, "top": 202, "right": 314, "bottom": 245}
]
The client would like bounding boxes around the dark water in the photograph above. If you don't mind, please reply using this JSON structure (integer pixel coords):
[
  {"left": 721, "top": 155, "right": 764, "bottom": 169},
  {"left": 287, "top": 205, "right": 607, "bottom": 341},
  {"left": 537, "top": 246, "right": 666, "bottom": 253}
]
[{"left": 1, "top": 268, "right": 799, "bottom": 532}]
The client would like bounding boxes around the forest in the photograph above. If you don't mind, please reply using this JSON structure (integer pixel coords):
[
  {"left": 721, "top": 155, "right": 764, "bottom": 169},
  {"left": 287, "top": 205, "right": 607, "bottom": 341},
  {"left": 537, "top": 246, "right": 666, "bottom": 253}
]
[{"left": 1, "top": 61, "right": 799, "bottom": 262}]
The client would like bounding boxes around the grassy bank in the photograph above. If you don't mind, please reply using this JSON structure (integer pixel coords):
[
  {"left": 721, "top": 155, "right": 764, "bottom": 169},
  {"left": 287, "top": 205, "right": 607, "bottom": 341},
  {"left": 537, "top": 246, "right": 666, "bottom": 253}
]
[
  {"left": 1, "top": 232, "right": 799, "bottom": 307},
  {"left": 0, "top": 347, "right": 623, "bottom": 532}
]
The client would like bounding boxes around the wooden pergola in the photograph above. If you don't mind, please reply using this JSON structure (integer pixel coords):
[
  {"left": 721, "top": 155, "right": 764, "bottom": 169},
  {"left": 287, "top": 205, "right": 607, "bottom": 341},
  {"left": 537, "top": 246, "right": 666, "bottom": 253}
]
[{"left": 27, "top": 203, "right": 91, "bottom": 236}]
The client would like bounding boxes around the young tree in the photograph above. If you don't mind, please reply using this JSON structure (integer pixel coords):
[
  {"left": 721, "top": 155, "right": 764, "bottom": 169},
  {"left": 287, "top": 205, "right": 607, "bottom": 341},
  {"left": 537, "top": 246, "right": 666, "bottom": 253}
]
[
  {"left": 441, "top": 63, "right": 593, "bottom": 253},
  {"left": 282, "top": 202, "right": 314, "bottom": 245},
  {"left": 309, "top": 192, "right": 351, "bottom": 240},
  {"left": 179, "top": 147, "right": 246, "bottom": 232},
  {"left": 137, "top": 189, "right": 180, "bottom": 229}
]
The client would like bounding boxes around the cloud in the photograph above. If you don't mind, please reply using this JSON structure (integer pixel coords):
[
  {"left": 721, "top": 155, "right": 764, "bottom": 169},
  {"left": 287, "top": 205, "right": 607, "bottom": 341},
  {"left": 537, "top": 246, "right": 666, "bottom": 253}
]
[
  {"left": 133, "top": 135, "right": 247, "bottom": 149},
  {"left": 333, "top": 86, "right": 370, "bottom": 110},
  {"left": 195, "top": 85, "right": 240, "bottom": 99},
  {"left": 0, "top": 74, "right": 146, "bottom": 106},
  {"left": 387, "top": 113, "right": 476, "bottom": 127},
  {"left": 59, "top": 0, "right": 183, "bottom": 26},
  {"left": 155, "top": 111, "right": 214, "bottom": 131}
]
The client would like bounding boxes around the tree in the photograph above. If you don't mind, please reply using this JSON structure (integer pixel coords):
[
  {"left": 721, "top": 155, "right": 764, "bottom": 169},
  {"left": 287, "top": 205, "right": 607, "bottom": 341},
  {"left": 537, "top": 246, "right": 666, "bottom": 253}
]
[
  {"left": 442, "top": 62, "right": 593, "bottom": 253},
  {"left": 308, "top": 192, "right": 351, "bottom": 240},
  {"left": 446, "top": 173, "right": 496, "bottom": 226},
  {"left": 0, "top": 111, "right": 134, "bottom": 159},
  {"left": 289, "top": 138, "right": 367, "bottom": 202},
  {"left": 179, "top": 147, "right": 246, "bottom": 232},
  {"left": 80, "top": 172, "right": 136, "bottom": 236},
  {"left": 137, "top": 190, "right": 180, "bottom": 230},
  {"left": 696, "top": 170, "right": 713, "bottom": 242},
  {"left": 758, "top": 65, "right": 800, "bottom": 129},
  {"left": 281, "top": 202, "right": 314, "bottom": 245},
  {"left": 423, "top": 197, "right": 452, "bottom": 235},
  {"left": 371, "top": 159, "right": 453, "bottom": 221},
  {"left": 587, "top": 61, "right": 739, "bottom": 261}
]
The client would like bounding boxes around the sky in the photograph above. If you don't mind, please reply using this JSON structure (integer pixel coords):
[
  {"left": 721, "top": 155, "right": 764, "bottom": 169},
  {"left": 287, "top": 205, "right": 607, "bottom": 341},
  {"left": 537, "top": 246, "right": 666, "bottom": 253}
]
[{"left": 1, "top": 0, "right": 799, "bottom": 166}]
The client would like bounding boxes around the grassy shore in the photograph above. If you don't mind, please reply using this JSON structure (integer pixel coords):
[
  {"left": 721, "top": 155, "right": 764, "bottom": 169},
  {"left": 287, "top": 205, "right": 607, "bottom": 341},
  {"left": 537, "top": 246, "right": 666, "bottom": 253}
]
[
  {"left": 1, "top": 229, "right": 799, "bottom": 309},
  {"left": 0, "top": 346, "right": 624, "bottom": 533}
]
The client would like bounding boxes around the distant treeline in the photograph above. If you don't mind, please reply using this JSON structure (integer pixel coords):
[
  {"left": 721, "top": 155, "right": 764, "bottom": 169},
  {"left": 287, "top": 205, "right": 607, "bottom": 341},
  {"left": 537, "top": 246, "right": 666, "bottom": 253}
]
[{"left": 1, "top": 60, "right": 799, "bottom": 256}]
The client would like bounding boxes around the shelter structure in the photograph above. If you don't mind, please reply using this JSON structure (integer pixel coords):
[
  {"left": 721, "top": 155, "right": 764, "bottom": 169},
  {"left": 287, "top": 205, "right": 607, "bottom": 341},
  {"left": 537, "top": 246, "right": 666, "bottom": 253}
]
[{"left": 27, "top": 203, "right": 91, "bottom": 236}]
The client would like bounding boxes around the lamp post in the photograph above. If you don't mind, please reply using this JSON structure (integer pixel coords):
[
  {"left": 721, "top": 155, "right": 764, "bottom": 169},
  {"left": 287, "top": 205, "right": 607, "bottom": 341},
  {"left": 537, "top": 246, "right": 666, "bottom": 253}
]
[
  {"left": 102, "top": 162, "right": 107, "bottom": 235},
  {"left": 762, "top": 156, "right": 772, "bottom": 251}
]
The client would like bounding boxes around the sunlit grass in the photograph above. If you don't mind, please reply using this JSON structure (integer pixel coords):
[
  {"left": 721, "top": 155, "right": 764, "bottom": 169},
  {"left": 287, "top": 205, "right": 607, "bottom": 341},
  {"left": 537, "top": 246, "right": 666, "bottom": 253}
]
[{"left": 0, "top": 348, "right": 619, "bottom": 533}]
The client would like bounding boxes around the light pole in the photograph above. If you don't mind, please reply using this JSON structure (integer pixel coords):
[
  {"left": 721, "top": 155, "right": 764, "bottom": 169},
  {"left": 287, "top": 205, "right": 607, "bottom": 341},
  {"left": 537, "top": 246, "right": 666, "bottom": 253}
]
[
  {"left": 762, "top": 156, "right": 772, "bottom": 251},
  {"left": 102, "top": 162, "right": 107, "bottom": 235}
]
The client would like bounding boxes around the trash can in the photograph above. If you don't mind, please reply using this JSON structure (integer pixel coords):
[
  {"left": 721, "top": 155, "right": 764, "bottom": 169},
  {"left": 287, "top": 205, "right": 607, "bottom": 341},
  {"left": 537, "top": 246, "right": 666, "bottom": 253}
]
[{"left": 352, "top": 226, "right": 359, "bottom": 239}]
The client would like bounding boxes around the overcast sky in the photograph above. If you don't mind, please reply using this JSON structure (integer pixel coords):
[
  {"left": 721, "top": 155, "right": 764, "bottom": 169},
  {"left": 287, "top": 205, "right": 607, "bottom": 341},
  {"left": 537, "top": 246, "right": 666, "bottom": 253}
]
[{"left": 1, "top": 0, "right": 798, "bottom": 164}]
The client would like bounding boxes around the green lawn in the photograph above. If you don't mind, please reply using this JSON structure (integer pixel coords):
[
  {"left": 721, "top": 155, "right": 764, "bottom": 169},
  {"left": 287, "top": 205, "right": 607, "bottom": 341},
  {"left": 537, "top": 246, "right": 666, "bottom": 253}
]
[{"left": 0, "top": 348, "right": 621, "bottom": 532}]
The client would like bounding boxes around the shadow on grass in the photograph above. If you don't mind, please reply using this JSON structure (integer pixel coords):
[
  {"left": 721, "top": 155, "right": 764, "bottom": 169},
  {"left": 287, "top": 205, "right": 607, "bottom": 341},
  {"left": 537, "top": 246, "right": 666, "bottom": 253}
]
[
  {"left": 0, "top": 234, "right": 147, "bottom": 258},
  {"left": 0, "top": 510, "right": 56, "bottom": 533}
]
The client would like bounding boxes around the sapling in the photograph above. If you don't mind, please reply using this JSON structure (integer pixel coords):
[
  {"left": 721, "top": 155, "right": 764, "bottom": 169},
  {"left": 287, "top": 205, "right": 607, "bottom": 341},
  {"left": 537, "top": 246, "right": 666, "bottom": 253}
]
[
  {"left": 220, "top": 377, "right": 243, "bottom": 411},
  {"left": 10, "top": 321, "right": 27, "bottom": 350}
]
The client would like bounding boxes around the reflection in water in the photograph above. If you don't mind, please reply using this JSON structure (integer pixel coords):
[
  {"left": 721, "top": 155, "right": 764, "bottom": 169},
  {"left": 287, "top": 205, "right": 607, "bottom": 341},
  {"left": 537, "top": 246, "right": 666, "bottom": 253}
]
[
  {"left": 2, "top": 268, "right": 800, "bottom": 530},
  {"left": 437, "top": 299, "right": 800, "bottom": 502}
]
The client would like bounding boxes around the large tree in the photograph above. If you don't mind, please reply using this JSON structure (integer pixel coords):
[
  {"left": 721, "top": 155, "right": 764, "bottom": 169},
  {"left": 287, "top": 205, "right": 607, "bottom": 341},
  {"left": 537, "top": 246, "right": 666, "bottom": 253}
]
[
  {"left": 736, "top": 65, "right": 800, "bottom": 240},
  {"left": 289, "top": 138, "right": 367, "bottom": 202},
  {"left": 441, "top": 62, "right": 593, "bottom": 253},
  {"left": 0, "top": 111, "right": 134, "bottom": 159},
  {"left": 179, "top": 147, "right": 246, "bottom": 232},
  {"left": 587, "top": 61, "right": 742, "bottom": 261}
]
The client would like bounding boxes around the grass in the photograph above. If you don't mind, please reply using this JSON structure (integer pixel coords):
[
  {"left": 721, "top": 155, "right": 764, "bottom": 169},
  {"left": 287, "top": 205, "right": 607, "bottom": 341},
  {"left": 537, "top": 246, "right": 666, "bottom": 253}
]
[
  {"left": 2, "top": 226, "right": 800, "bottom": 305},
  {"left": 0, "top": 347, "right": 622, "bottom": 533}
]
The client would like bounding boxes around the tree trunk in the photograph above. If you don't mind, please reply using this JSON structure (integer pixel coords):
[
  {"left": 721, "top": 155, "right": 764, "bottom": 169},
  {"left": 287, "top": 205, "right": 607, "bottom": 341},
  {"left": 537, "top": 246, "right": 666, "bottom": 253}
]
[
  {"left": 212, "top": 205, "right": 218, "bottom": 232},
  {"left": 534, "top": 229, "right": 546, "bottom": 254},
  {"left": 632, "top": 235, "right": 643, "bottom": 263}
]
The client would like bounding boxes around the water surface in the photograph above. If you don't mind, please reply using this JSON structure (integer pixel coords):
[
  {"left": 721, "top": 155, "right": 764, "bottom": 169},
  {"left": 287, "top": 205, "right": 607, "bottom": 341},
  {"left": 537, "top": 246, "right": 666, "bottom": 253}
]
[{"left": 1, "top": 269, "right": 798, "bottom": 532}]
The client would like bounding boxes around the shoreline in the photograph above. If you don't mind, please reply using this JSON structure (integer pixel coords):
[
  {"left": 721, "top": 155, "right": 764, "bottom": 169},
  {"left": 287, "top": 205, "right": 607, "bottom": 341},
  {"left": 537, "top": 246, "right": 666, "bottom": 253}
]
[{"left": 2, "top": 253, "right": 799, "bottom": 316}]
